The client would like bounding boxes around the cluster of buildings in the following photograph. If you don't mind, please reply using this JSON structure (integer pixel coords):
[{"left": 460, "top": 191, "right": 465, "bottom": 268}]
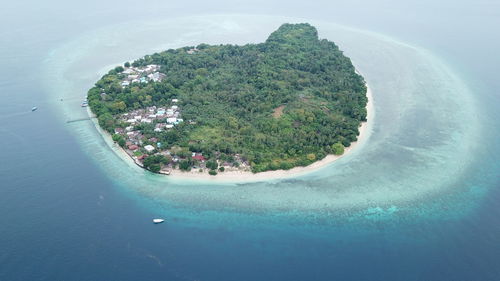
[
  {"left": 120, "top": 64, "right": 166, "bottom": 87},
  {"left": 114, "top": 100, "right": 183, "bottom": 155},
  {"left": 121, "top": 101, "right": 182, "bottom": 127}
]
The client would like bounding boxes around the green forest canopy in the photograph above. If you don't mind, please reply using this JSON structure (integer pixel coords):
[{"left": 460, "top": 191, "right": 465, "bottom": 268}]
[{"left": 87, "top": 23, "right": 368, "bottom": 173}]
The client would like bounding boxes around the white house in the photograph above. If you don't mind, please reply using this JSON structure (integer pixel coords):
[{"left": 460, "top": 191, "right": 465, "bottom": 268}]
[
  {"left": 147, "top": 72, "right": 166, "bottom": 82},
  {"left": 144, "top": 145, "right": 155, "bottom": 153},
  {"left": 166, "top": 117, "right": 177, "bottom": 124},
  {"left": 123, "top": 68, "right": 135, "bottom": 74}
]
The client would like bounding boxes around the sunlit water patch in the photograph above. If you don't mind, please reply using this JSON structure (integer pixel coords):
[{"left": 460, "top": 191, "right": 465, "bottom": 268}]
[{"left": 42, "top": 15, "right": 484, "bottom": 222}]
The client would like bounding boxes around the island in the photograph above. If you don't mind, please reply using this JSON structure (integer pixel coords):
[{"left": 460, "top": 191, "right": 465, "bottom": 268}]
[{"left": 87, "top": 23, "right": 368, "bottom": 177}]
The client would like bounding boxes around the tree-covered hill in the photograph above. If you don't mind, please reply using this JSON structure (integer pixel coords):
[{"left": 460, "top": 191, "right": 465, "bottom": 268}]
[{"left": 87, "top": 23, "right": 367, "bottom": 173}]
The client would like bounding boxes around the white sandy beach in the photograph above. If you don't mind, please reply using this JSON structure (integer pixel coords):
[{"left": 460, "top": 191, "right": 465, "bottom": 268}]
[{"left": 89, "top": 79, "right": 374, "bottom": 183}]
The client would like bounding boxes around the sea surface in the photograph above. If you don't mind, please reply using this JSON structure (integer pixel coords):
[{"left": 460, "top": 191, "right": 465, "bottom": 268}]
[{"left": 0, "top": 2, "right": 499, "bottom": 281}]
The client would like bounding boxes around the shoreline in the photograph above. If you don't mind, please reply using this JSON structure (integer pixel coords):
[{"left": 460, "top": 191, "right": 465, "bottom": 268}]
[{"left": 88, "top": 77, "right": 374, "bottom": 183}]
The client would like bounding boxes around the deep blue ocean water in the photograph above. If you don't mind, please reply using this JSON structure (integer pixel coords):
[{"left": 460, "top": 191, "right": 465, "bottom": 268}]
[{"left": 1, "top": 2, "right": 499, "bottom": 280}]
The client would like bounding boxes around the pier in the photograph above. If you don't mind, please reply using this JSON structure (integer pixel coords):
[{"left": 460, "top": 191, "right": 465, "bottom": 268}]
[{"left": 66, "top": 117, "right": 92, "bottom": 123}]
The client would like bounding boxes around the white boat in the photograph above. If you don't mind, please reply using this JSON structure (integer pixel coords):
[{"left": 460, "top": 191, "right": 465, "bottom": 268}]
[
  {"left": 31, "top": 106, "right": 37, "bottom": 111},
  {"left": 153, "top": 219, "right": 165, "bottom": 224}
]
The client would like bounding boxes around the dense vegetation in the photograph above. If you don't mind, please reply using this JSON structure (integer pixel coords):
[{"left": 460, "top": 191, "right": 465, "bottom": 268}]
[{"left": 87, "top": 23, "right": 367, "bottom": 173}]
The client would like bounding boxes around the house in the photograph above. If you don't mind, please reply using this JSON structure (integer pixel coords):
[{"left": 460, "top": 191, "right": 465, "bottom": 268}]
[
  {"left": 144, "top": 145, "right": 155, "bottom": 153},
  {"left": 171, "top": 105, "right": 178, "bottom": 110},
  {"left": 128, "top": 144, "right": 139, "bottom": 151},
  {"left": 166, "top": 117, "right": 177, "bottom": 124},
  {"left": 165, "top": 124, "right": 174, "bottom": 129},
  {"left": 154, "top": 128, "right": 162, "bottom": 132},
  {"left": 123, "top": 68, "right": 135, "bottom": 74},
  {"left": 192, "top": 154, "right": 206, "bottom": 162},
  {"left": 172, "top": 99, "right": 179, "bottom": 103},
  {"left": 148, "top": 72, "right": 166, "bottom": 82},
  {"left": 114, "top": 128, "right": 124, "bottom": 134},
  {"left": 121, "top": 81, "right": 130, "bottom": 87}
]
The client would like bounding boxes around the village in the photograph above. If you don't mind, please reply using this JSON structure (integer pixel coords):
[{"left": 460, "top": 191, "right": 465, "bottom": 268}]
[
  {"left": 88, "top": 62, "right": 249, "bottom": 175},
  {"left": 110, "top": 96, "right": 248, "bottom": 175},
  {"left": 111, "top": 99, "right": 185, "bottom": 172},
  {"left": 119, "top": 64, "right": 166, "bottom": 87}
]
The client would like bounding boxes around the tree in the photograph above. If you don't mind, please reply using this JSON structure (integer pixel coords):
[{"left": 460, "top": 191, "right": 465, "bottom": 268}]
[
  {"left": 331, "top": 142, "right": 344, "bottom": 155},
  {"left": 112, "top": 101, "right": 126, "bottom": 112},
  {"left": 124, "top": 62, "right": 131, "bottom": 68},
  {"left": 208, "top": 170, "right": 218, "bottom": 176},
  {"left": 118, "top": 138, "right": 126, "bottom": 147},
  {"left": 179, "top": 160, "right": 191, "bottom": 171},
  {"left": 206, "top": 160, "right": 218, "bottom": 170},
  {"left": 112, "top": 134, "right": 121, "bottom": 142},
  {"left": 112, "top": 134, "right": 126, "bottom": 147},
  {"left": 306, "top": 153, "right": 316, "bottom": 161},
  {"left": 149, "top": 164, "right": 161, "bottom": 173}
]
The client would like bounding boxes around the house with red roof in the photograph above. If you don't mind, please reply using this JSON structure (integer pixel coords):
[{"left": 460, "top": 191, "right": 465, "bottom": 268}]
[
  {"left": 192, "top": 154, "right": 206, "bottom": 162},
  {"left": 128, "top": 144, "right": 139, "bottom": 151}
]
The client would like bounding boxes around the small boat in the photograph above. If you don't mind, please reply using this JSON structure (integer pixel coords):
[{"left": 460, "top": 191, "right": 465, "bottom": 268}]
[
  {"left": 153, "top": 218, "right": 165, "bottom": 224},
  {"left": 31, "top": 106, "right": 38, "bottom": 112},
  {"left": 81, "top": 101, "right": 88, "bottom": 107}
]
